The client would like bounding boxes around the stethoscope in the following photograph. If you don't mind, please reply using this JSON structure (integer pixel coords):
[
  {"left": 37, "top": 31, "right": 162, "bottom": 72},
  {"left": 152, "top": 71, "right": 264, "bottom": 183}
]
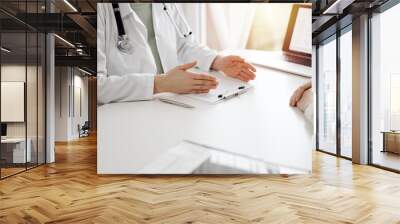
[{"left": 112, "top": 3, "right": 193, "bottom": 54}]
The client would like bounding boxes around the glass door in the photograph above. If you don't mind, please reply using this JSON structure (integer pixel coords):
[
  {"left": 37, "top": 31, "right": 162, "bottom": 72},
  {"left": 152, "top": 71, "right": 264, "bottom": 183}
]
[
  {"left": 0, "top": 0, "right": 47, "bottom": 179},
  {"left": 1, "top": 31, "right": 28, "bottom": 178}
]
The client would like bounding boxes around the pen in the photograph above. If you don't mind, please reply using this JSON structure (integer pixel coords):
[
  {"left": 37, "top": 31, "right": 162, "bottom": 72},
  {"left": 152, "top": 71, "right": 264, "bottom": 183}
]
[
  {"left": 218, "top": 86, "right": 247, "bottom": 100},
  {"left": 223, "top": 92, "right": 240, "bottom": 100},
  {"left": 159, "top": 98, "right": 195, "bottom": 109},
  {"left": 222, "top": 87, "right": 248, "bottom": 100}
]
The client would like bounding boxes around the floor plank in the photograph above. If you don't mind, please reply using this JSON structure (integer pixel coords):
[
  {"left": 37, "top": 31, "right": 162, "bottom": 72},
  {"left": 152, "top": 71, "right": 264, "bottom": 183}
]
[{"left": 1, "top": 134, "right": 400, "bottom": 224}]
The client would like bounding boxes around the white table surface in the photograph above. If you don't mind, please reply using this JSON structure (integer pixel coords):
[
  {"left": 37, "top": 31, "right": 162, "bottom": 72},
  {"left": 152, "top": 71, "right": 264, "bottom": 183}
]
[{"left": 98, "top": 56, "right": 313, "bottom": 174}]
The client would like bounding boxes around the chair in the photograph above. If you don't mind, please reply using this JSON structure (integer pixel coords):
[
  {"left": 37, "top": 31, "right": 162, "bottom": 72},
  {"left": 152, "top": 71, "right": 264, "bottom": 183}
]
[{"left": 79, "top": 121, "right": 90, "bottom": 138}]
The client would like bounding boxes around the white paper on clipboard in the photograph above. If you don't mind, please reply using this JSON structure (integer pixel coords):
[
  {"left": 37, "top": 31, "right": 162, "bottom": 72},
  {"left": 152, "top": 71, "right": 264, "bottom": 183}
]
[{"left": 184, "top": 69, "right": 253, "bottom": 103}]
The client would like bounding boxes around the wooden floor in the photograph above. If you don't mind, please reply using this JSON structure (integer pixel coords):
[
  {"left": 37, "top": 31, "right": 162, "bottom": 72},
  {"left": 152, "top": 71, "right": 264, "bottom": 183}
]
[
  {"left": 372, "top": 150, "right": 400, "bottom": 171},
  {"left": 1, "top": 167, "right": 26, "bottom": 178},
  {"left": 1, "top": 135, "right": 400, "bottom": 224}
]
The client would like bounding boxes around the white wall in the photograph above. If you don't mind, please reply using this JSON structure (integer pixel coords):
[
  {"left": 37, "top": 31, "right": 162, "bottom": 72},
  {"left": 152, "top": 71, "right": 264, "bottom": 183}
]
[
  {"left": 71, "top": 74, "right": 89, "bottom": 138},
  {"left": 55, "top": 67, "right": 89, "bottom": 141},
  {"left": 1, "top": 65, "right": 26, "bottom": 141},
  {"left": 1, "top": 82, "right": 25, "bottom": 122},
  {"left": 55, "top": 66, "right": 70, "bottom": 141},
  {"left": 1, "top": 65, "right": 39, "bottom": 138},
  {"left": 1, "top": 65, "right": 25, "bottom": 128}
]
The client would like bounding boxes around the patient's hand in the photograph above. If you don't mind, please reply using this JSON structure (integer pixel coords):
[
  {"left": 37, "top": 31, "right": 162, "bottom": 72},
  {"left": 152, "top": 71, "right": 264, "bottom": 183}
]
[
  {"left": 290, "top": 81, "right": 312, "bottom": 109},
  {"left": 296, "top": 88, "right": 313, "bottom": 112},
  {"left": 211, "top": 55, "right": 256, "bottom": 82}
]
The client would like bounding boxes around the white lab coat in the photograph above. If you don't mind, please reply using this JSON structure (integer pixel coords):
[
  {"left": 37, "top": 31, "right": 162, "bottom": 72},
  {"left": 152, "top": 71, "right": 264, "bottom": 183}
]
[{"left": 97, "top": 3, "right": 218, "bottom": 104}]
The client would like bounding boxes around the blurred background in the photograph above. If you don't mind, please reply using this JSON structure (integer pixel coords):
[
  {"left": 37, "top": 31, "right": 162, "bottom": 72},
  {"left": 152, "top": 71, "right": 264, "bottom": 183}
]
[{"left": 180, "top": 3, "right": 297, "bottom": 52}]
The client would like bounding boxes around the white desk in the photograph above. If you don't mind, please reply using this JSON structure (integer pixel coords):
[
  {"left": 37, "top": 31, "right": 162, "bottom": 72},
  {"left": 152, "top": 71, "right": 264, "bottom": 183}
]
[
  {"left": 1, "top": 138, "right": 31, "bottom": 163},
  {"left": 98, "top": 59, "right": 313, "bottom": 174}
]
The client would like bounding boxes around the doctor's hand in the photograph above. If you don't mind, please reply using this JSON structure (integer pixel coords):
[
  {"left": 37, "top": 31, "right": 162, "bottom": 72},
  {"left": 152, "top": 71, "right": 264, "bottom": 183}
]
[
  {"left": 154, "top": 61, "right": 218, "bottom": 94},
  {"left": 212, "top": 55, "right": 257, "bottom": 82}
]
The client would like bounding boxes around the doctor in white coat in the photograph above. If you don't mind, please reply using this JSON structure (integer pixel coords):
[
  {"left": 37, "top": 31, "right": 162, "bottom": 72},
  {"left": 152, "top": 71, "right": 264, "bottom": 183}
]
[{"left": 97, "top": 3, "right": 256, "bottom": 104}]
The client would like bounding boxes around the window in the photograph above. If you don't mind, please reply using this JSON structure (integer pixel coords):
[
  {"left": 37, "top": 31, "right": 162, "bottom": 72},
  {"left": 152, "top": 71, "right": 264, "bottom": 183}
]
[
  {"left": 339, "top": 28, "right": 352, "bottom": 158},
  {"left": 316, "top": 27, "right": 352, "bottom": 159},
  {"left": 370, "top": 2, "right": 400, "bottom": 171},
  {"left": 317, "top": 36, "right": 337, "bottom": 154}
]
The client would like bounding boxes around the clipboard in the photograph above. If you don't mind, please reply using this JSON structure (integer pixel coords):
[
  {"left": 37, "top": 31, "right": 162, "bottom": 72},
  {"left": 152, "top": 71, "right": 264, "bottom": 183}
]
[{"left": 156, "top": 69, "right": 253, "bottom": 107}]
